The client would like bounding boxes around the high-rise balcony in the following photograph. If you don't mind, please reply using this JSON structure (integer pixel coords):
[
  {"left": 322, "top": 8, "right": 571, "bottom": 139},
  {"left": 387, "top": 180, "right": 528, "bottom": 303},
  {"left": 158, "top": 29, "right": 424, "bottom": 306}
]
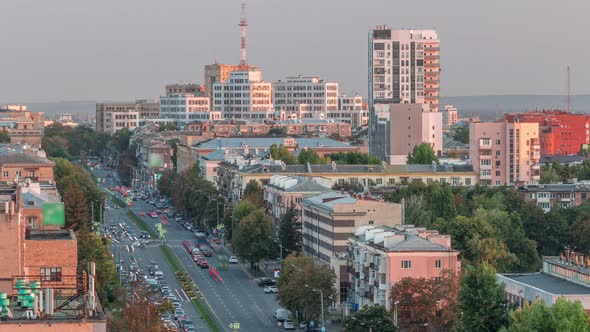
[
  {"left": 424, "top": 62, "right": 439, "bottom": 68},
  {"left": 424, "top": 46, "right": 440, "bottom": 52},
  {"left": 424, "top": 55, "right": 440, "bottom": 61}
]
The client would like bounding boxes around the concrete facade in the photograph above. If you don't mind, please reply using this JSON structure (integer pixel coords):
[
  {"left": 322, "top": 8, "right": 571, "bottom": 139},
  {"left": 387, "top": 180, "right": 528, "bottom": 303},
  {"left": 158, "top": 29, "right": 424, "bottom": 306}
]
[
  {"left": 441, "top": 105, "right": 458, "bottom": 132},
  {"left": 95, "top": 100, "right": 159, "bottom": 133},
  {"left": 204, "top": 63, "right": 244, "bottom": 96},
  {"left": 389, "top": 103, "right": 442, "bottom": 164},
  {"left": 273, "top": 76, "right": 338, "bottom": 114},
  {"left": 160, "top": 94, "right": 220, "bottom": 127},
  {"left": 369, "top": 27, "right": 440, "bottom": 158},
  {"left": 348, "top": 225, "right": 460, "bottom": 311},
  {"left": 300, "top": 192, "right": 403, "bottom": 263},
  {"left": 517, "top": 183, "right": 590, "bottom": 212},
  {"left": 212, "top": 70, "right": 274, "bottom": 120},
  {"left": 469, "top": 121, "right": 541, "bottom": 186}
]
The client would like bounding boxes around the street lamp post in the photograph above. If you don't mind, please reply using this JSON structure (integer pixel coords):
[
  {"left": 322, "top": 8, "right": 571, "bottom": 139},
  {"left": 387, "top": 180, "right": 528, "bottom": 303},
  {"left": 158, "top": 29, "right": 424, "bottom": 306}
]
[
  {"left": 305, "top": 284, "right": 324, "bottom": 332},
  {"left": 394, "top": 300, "right": 400, "bottom": 328}
]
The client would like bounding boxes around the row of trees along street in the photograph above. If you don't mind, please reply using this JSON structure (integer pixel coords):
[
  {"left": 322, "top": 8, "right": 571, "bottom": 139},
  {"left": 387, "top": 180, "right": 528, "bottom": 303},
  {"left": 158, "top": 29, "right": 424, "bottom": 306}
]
[{"left": 44, "top": 125, "right": 154, "bottom": 329}]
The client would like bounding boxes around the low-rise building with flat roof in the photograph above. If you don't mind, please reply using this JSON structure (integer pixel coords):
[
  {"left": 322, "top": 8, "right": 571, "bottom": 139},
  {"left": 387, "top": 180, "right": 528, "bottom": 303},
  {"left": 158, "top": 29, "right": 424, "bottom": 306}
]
[
  {"left": 498, "top": 253, "right": 590, "bottom": 311},
  {"left": 517, "top": 183, "right": 590, "bottom": 212}
]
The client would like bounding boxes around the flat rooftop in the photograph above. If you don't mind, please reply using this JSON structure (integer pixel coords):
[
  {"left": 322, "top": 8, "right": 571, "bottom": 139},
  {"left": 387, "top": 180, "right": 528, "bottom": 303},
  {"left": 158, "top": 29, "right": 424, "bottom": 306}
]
[
  {"left": 28, "top": 230, "right": 74, "bottom": 240},
  {"left": 500, "top": 272, "right": 590, "bottom": 295}
]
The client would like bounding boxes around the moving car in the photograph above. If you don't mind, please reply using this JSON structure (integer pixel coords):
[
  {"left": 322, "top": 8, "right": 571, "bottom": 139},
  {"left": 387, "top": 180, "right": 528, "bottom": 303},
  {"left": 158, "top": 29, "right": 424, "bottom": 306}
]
[
  {"left": 257, "top": 278, "right": 276, "bottom": 287},
  {"left": 273, "top": 308, "right": 290, "bottom": 322},
  {"left": 229, "top": 256, "right": 238, "bottom": 264},
  {"left": 283, "top": 320, "right": 295, "bottom": 330},
  {"left": 264, "top": 286, "right": 278, "bottom": 294}
]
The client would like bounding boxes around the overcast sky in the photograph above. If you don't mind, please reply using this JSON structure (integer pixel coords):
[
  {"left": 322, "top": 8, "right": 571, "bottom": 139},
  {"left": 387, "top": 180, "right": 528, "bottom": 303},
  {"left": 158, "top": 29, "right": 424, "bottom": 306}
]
[{"left": 1, "top": 0, "right": 589, "bottom": 103}]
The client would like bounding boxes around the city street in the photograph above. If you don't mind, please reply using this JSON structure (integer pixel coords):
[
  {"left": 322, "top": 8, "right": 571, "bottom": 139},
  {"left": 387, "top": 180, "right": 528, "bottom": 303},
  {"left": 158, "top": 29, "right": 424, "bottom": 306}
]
[
  {"left": 94, "top": 168, "right": 282, "bottom": 332},
  {"left": 103, "top": 203, "right": 209, "bottom": 331}
]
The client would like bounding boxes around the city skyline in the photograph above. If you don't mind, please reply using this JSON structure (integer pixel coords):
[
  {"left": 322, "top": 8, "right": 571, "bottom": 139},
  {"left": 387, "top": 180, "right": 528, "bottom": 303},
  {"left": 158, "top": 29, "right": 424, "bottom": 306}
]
[{"left": 1, "top": 0, "right": 589, "bottom": 103}]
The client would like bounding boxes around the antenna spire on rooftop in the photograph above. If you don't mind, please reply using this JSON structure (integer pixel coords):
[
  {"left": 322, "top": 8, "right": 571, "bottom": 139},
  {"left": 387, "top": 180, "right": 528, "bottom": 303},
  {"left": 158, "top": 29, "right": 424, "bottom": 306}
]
[{"left": 239, "top": 3, "right": 248, "bottom": 68}]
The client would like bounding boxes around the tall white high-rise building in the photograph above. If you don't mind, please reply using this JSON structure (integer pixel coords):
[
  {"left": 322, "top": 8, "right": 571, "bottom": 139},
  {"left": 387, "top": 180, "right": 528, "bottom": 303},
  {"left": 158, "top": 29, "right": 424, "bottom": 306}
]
[
  {"left": 368, "top": 26, "right": 440, "bottom": 159},
  {"left": 212, "top": 69, "right": 274, "bottom": 120}
]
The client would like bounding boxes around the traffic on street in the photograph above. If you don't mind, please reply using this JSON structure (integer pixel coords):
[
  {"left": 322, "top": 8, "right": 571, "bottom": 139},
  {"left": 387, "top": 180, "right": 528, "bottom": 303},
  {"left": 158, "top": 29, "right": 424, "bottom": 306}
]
[{"left": 93, "top": 166, "right": 286, "bottom": 332}]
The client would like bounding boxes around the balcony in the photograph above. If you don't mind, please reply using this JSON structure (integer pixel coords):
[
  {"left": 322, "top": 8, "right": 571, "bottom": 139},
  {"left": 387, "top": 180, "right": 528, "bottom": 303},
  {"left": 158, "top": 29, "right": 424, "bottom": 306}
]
[
  {"left": 424, "top": 62, "right": 439, "bottom": 68},
  {"left": 480, "top": 163, "right": 492, "bottom": 170},
  {"left": 424, "top": 46, "right": 440, "bottom": 52},
  {"left": 479, "top": 140, "right": 492, "bottom": 149},
  {"left": 424, "top": 55, "right": 440, "bottom": 61},
  {"left": 425, "top": 79, "right": 438, "bottom": 84},
  {"left": 480, "top": 171, "right": 492, "bottom": 180}
]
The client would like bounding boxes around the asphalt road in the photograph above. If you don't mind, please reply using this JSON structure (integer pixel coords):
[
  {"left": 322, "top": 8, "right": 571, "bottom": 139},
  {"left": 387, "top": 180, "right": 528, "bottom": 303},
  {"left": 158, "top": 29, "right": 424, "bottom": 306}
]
[
  {"left": 93, "top": 168, "right": 282, "bottom": 332},
  {"left": 103, "top": 203, "right": 209, "bottom": 331}
]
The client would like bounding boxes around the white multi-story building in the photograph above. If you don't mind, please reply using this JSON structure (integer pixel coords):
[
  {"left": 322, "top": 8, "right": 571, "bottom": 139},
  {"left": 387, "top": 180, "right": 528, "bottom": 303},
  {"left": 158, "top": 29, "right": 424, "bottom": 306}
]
[
  {"left": 338, "top": 94, "right": 365, "bottom": 111},
  {"left": 160, "top": 94, "right": 220, "bottom": 127},
  {"left": 274, "top": 76, "right": 338, "bottom": 114},
  {"left": 212, "top": 69, "right": 274, "bottom": 120},
  {"left": 327, "top": 110, "right": 369, "bottom": 129},
  {"left": 369, "top": 26, "right": 440, "bottom": 159},
  {"left": 96, "top": 100, "right": 159, "bottom": 133}
]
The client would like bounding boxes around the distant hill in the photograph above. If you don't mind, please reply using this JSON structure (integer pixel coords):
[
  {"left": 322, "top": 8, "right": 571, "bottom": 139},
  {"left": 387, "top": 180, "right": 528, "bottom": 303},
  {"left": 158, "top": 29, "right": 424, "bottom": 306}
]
[
  {"left": 11, "top": 95, "right": 590, "bottom": 122},
  {"left": 441, "top": 95, "right": 590, "bottom": 121}
]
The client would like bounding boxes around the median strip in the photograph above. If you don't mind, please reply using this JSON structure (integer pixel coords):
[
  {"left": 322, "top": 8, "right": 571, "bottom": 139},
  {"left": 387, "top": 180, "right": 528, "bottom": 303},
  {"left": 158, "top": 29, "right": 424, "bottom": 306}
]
[
  {"left": 160, "top": 245, "right": 225, "bottom": 332},
  {"left": 126, "top": 211, "right": 157, "bottom": 239}
]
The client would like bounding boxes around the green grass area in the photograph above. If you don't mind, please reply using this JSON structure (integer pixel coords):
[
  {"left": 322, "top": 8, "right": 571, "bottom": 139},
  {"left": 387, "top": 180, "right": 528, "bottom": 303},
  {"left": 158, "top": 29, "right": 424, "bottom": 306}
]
[
  {"left": 126, "top": 211, "right": 157, "bottom": 239},
  {"left": 159, "top": 245, "right": 222, "bottom": 332},
  {"left": 111, "top": 195, "right": 126, "bottom": 208}
]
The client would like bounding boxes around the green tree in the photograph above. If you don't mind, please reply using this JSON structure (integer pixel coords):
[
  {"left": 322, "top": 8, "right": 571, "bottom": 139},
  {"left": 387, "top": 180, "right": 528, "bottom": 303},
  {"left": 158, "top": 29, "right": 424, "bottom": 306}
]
[
  {"left": 407, "top": 143, "right": 438, "bottom": 164},
  {"left": 452, "top": 126, "right": 469, "bottom": 144},
  {"left": 468, "top": 237, "right": 518, "bottom": 271},
  {"left": 225, "top": 200, "right": 257, "bottom": 241},
  {"left": 277, "top": 255, "right": 337, "bottom": 323},
  {"left": 158, "top": 123, "right": 178, "bottom": 131},
  {"left": 269, "top": 144, "right": 297, "bottom": 164},
  {"left": 243, "top": 180, "right": 263, "bottom": 207},
  {"left": 403, "top": 194, "right": 431, "bottom": 227},
  {"left": 344, "top": 305, "right": 397, "bottom": 332},
  {"left": 233, "top": 209, "right": 276, "bottom": 270},
  {"left": 278, "top": 202, "right": 302, "bottom": 257},
  {"left": 298, "top": 148, "right": 328, "bottom": 165},
  {"left": 326, "top": 152, "right": 381, "bottom": 165},
  {"left": 540, "top": 166, "right": 561, "bottom": 184},
  {"left": 77, "top": 214, "right": 119, "bottom": 307},
  {"left": 503, "top": 298, "right": 590, "bottom": 332},
  {"left": 456, "top": 263, "right": 509, "bottom": 332},
  {"left": 429, "top": 184, "right": 457, "bottom": 220},
  {"left": 268, "top": 127, "right": 287, "bottom": 136},
  {"left": 63, "top": 184, "right": 89, "bottom": 229},
  {"left": 0, "top": 128, "right": 10, "bottom": 143}
]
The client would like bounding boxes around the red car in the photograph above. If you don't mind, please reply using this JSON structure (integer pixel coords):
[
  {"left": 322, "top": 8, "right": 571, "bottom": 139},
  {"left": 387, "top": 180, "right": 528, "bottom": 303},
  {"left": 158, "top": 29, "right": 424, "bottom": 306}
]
[{"left": 139, "top": 212, "right": 146, "bottom": 217}]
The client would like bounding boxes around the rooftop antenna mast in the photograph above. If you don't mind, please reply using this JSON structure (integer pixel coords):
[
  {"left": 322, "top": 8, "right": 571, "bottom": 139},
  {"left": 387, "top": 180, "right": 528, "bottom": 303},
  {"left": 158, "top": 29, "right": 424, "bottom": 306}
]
[
  {"left": 567, "top": 65, "right": 571, "bottom": 112},
  {"left": 239, "top": 3, "right": 248, "bottom": 68}
]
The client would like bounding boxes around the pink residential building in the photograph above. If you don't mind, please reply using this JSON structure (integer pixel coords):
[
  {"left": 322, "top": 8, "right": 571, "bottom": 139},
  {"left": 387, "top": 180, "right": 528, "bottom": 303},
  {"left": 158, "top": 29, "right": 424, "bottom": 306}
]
[
  {"left": 469, "top": 121, "right": 540, "bottom": 186},
  {"left": 348, "top": 224, "right": 460, "bottom": 311}
]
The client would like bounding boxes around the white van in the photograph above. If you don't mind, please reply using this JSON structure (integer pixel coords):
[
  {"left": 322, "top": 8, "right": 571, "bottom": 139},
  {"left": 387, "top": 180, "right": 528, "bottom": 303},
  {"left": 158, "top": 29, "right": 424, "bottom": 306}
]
[{"left": 154, "top": 271, "right": 164, "bottom": 280}]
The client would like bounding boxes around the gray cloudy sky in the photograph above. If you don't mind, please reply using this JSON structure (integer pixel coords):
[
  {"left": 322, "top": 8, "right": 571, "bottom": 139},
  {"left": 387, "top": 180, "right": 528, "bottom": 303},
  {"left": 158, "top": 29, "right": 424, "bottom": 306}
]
[{"left": 1, "top": 0, "right": 589, "bottom": 103}]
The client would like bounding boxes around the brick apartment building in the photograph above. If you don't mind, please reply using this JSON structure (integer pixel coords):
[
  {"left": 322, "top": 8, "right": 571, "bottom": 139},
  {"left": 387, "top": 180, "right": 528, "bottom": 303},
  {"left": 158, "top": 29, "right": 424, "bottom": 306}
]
[
  {"left": 501, "top": 110, "right": 590, "bottom": 156},
  {"left": 0, "top": 106, "right": 44, "bottom": 148}
]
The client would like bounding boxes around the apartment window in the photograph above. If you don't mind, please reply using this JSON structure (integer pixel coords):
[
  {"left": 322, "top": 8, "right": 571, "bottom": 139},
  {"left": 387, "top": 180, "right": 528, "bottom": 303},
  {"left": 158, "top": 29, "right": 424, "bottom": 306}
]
[
  {"left": 495, "top": 140, "right": 501, "bottom": 145},
  {"left": 2, "top": 171, "right": 7, "bottom": 177},
  {"left": 376, "top": 178, "right": 383, "bottom": 185},
  {"left": 426, "top": 178, "right": 433, "bottom": 184},
  {"left": 401, "top": 260, "right": 412, "bottom": 269},
  {"left": 15, "top": 171, "right": 21, "bottom": 177},
  {"left": 29, "top": 171, "right": 35, "bottom": 178},
  {"left": 435, "top": 260, "right": 442, "bottom": 269},
  {"left": 495, "top": 150, "right": 501, "bottom": 157},
  {"left": 465, "top": 178, "right": 472, "bottom": 185},
  {"left": 495, "top": 171, "right": 501, "bottom": 176},
  {"left": 41, "top": 267, "right": 62, "bottom": 282},
  {"left": 480, "top": 159, "right": 491, "bottom": 166}
]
